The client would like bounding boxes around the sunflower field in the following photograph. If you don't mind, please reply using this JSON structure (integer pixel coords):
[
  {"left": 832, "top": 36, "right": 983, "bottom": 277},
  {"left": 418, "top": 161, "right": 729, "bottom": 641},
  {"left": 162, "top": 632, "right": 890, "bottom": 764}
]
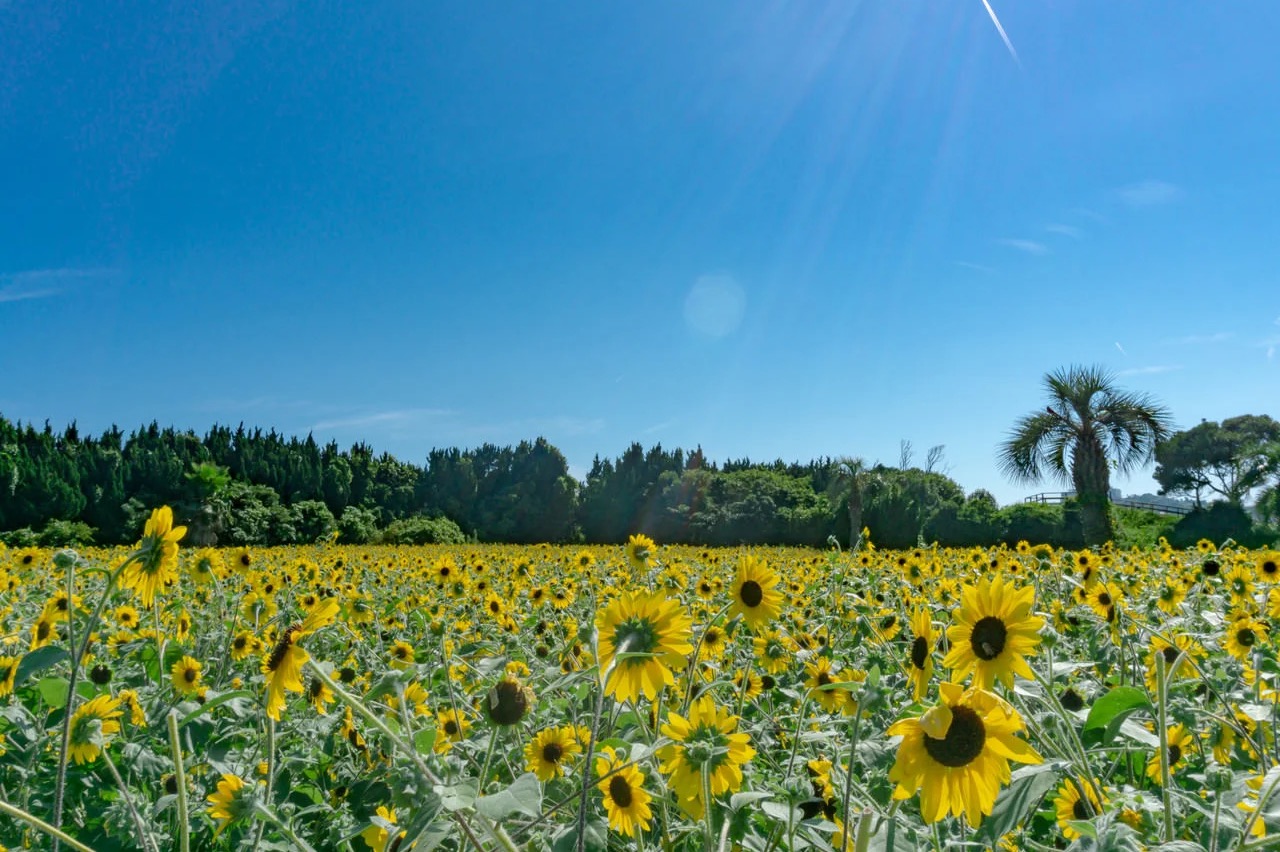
[{"left": 2, "top": 509, "right": 1280, "bottom": 851}]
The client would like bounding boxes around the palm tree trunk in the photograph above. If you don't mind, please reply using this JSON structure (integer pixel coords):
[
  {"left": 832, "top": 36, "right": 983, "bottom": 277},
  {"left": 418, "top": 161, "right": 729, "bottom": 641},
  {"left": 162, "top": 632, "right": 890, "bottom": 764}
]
[
  {"left": 1073, "top": 441, "right": 1113, "bottom": 546},
  {"left": 848, "top": 488, "right": 863, "bottom": 550}
]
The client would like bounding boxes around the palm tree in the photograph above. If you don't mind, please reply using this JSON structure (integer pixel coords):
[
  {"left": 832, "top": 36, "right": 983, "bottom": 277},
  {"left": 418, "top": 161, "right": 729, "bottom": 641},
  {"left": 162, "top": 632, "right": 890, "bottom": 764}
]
[
  {"left": 826, "top": 456, "right": 868, "bottom": 549},
  {"left": 998, "top": 365, "right": 1174, "bottom": 546}
]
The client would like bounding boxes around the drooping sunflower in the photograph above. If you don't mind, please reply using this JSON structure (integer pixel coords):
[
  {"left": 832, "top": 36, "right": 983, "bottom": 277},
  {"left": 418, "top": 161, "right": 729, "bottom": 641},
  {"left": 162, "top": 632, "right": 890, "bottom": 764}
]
[
  {"left": 360, "top": 805, "right": 405, "bottom": 852},
  {"left": 485, "top": 674, "right": 535, "bottom": 726},
  {"left": 170, "top": 655, "right": 203, "bottom": 696},
  {"left": 67, "top": 694, "right": 124, "bottom": 764},
  {"left": 728, "top": 554, "right": 783, "bottom": 630},
  {"left": 262, "top": 597, "right": 340, "bottom": 721},
  {"left": 595, "top": 590, "right": 693, "bottom": 704},
  {"left": 1053, "top": 778, "right": 1106, "bottom": 840},
  {"left": 906, "top": 608, "right": 935, "bottom": 702},
  {"left": 120, "top": 505, "right": 187, "bottom": 608},
  {"left": 658, "top": 695, "right": 755, "bottom": 818},
  {"left": 1145, "top": 723, "right": 1194, "bottom": 785},
  {"left": 207, "top": 774, "right": 253, "bottom": 837},
  {"left": 308, "top": 676, "right": 335, "bottom": 714},
  {"left": 1225, "top": 562, "right": 1255, "bottom": 602},
  {"left": 942, "top": 574, "right": 1044, "bottom": 690},
  {"left": 887, "top": 681, "right": 1042, "bottom": 826},
  {"left": 596, "top": 746, "right": 653, "bottom": 837},
  {"left": 525, "top": 725, "right": 582, "bottom": 781}
]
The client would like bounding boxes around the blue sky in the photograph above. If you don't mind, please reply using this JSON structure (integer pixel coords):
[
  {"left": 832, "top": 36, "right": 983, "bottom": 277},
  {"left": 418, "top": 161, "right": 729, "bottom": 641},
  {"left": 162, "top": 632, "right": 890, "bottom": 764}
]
[{"left": 2, "top": 2, "right": 1277, "bottom": 505}]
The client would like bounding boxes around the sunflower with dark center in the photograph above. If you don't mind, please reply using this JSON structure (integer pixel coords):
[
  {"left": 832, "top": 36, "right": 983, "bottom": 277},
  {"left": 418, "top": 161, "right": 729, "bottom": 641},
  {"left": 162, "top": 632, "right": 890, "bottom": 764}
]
[
  {"left": 1145, "top": 724, "right": 1194, "bottom": 784},
  {"left": 1225, "top": 615, "right": 1268, "bottom": 662},
  {"left": 1053, "top": 778, "right": 1106, "bottom": 840},
  {"left": 1059, "top": 687, "right": 1085, "bottom": 712},
  {"left": 433, "top": 708, "right": 470, "bottom": 754},
  {"left": 1256, "top": 552, "right": 1280, "bottom": 581},
  {"left": 728, "top": 554, "right": 783, "bottom": 630},
  {"left": 942, "top": 574, "right": 1044, "bottom": 690},
  {"left": 596, "top": 746, "right": 652, "bottom": 837},
  {"left": 524, "top": 725, "right": 581, "bottom": 781},
  {"left": 906, "top": 608, "right": 935, "bottom": 701},
  {"left": 887, "top": 681, "right": 1041, "bottom": 825},
  {"left": 485, "top": 674, "right": 535, "bottom": 726},
  {"left": 0, "top": 656, "right": 19, "bottom": 697},
  {"left": 170, "top": 655, "right": 203, "bottom": 695},
  {"left": 89, "top": 664, "right": 112, "bottom": 685}
]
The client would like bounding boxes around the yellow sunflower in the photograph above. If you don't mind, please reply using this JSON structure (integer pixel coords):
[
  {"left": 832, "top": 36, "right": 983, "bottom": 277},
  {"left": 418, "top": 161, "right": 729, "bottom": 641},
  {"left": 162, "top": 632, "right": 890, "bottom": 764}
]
[
  {"left": 1224, "top": 614, "right": 1268, "bottom": 662},
  {"left": 1146, "top": 723, "right": 1194, "bottom": 785},
  {"left": 120, "top": 505, "right": 187, "bottom": 608},
  {"left": 434, "top": 708, "right": 471, "bottom": 754},
  {"left": 942, "top": 574, "right": 1044, "bottom": 690},
  {"left": 658, "top": 695, "right": 755, "bottom": 818},
  {"left": 0, "top": 656, "right": 17, "bottom": 698},
  {"left": 906, "top": 607, "right": 935, "bottom": 702},
  {"left": 1053, "top": 778, "right": 1105, "bottom": 840},
  {"left": 887, "top": 681, "right": 1042, "bottom": 825},
  {"left": 170, "top": 655, "right": 203, "bottom": 696},
  {"left": 728, "top": 554, "right": 783, "bottom": 630},
  {"left": 596, "top": 746, "right": 653, "bottom": 837},
  {"left": 595, "top": 590, "right": 693, "bottom": 704},
  {"left": 525, "top": 725, "right": 582, "bottom": 781},
  {"left": 67, "top": 694, "right": 123, "bottom": 764},
  {"left": 262, "top": 597, "right": 340, "bottom": 721},
  {"left": 752, "top": 629, "right": 793, "bottom": 675},
  {"left": 625, "top": 534, "right": 656, "bottom": 572},
  {"left": 360, "top": 805, "right": 404, "bottom": 852},
  {"left": 207, "top": 774, "right": 252, "bottom": 837}
]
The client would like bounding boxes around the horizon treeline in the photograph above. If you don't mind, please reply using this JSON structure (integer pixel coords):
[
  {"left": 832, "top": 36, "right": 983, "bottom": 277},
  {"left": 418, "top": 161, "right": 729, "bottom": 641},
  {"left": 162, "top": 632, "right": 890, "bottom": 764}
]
[{"left": 0, "top": 413, "right": 1251, "bottom": 550}]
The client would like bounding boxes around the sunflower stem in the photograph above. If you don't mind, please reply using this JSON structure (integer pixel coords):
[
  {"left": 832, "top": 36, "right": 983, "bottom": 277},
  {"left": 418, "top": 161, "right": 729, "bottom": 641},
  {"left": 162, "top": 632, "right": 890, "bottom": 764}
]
[
  {"left": 305, "top": 660, "right": 507, "bottom": 852},
  {"left": 0, "top": 798, "right": 96, "bottom": 852},
  {"left": 51, "top": 552, "right": 135, "bottom": 848},
  {"left": 839, "top": 704, "right": 864, "bottom": 846},
  {"left": 574, "top": 661, "right": 609, "bottom": 852},
  {"left": 700, "top": 761, "right": 715, "bottom": 852},
  {"left": 101, "top": 748, "right": 160, "bottom": 852},
  {"left": 1155, "top": 652, "right": 1174, "bottom": 842},
  {"left": 478, "top": 725, "right": 500, "bottom": 790},
  {"left": 167, "top": 711, "right": 191, "bottom": 852},
  {"left": 252, "top": 802, "right": 320, "bottom": 852}
]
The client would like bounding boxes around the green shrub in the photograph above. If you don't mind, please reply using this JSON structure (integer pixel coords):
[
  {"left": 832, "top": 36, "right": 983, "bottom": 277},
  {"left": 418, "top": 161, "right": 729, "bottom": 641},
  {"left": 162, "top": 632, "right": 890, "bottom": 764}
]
[
  {"left": 379, "top": 515, "right": 467, "bottom": 545},
  {"left": 338, "top": 505, "right": 380, "bottom": 544}
]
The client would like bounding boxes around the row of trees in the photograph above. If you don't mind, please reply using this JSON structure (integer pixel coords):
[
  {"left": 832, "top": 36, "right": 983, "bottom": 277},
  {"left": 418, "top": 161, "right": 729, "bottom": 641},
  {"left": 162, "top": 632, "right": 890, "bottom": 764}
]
[{"left": 2, "top": 366, "right": 1277, "bottom": 548}]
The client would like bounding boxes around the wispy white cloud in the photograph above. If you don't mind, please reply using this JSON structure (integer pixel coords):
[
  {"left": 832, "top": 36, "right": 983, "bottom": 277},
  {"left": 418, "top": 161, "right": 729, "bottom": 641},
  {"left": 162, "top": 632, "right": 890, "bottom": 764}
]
[
  {"left": 1118, "top": 180, "right": 1182, "bottom": 207},
  {"left": 1165, "top": 331, "right": 1233, "bottom": 345},
  {"left": 996, "top": 238, "right": 1049, "bottom": 255},
  {"left": 312, "top": 408, "right": 455, "bottom": 431},
  {"left": 642, "top": 419, "right": 675, "bottom": 435},
  {"left": 1117, "top": 365, "right": 1181, "bottom": 376},
  {"left": 1114, "top": 342, "right": 1127, "bottom": 356},
  {"left": 0, "top": 267, "right": 115, "bottom": 304},
  {"left": 1045, "top": 224, "right": 1082, "bottom": 238},
  {"left": 954, "top": 261, "right": 994, "bottom": 273},
  {"left": 1070, "top": 208, "right": 1109, "bottom": 225}
]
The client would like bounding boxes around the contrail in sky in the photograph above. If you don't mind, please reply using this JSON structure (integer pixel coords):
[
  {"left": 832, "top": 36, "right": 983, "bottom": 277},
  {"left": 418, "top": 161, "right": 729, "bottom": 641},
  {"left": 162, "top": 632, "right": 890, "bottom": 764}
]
[{"left": 981, "top": 0, "right": 1021, "bottom": 66}]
